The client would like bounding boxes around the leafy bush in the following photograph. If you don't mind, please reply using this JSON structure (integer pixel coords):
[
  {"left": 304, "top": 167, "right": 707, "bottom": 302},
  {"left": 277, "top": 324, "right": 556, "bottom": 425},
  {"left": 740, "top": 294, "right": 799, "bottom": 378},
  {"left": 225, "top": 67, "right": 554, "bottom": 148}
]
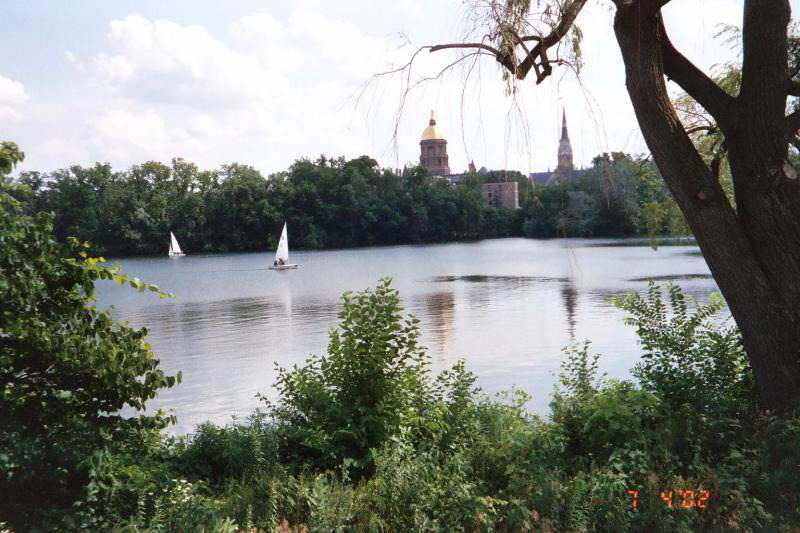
[
  {"left": 613, "top": 283, "right": 755, "bottom": 418},
  {"left": 269, "top": 278, "right": 476, "bottom": 475},
  {"left": 174, "top": 411, "right": 280, "bottom": 486},
  {"left": 0, "top": 146, "right": 179, "bottom": 531}
]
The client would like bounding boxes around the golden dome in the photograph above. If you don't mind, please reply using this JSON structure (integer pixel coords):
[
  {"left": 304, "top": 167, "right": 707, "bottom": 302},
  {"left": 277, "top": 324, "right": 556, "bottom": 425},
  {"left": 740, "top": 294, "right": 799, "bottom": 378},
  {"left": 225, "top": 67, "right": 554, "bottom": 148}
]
[{"left": 421, "top": 110, "right": 446, "bottom": 141}]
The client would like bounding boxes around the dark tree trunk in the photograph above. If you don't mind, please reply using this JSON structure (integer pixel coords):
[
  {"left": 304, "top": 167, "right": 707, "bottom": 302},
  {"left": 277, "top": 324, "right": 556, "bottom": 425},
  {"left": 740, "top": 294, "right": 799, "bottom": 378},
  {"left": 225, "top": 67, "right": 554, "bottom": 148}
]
[{"left": 612, "top": 0, "right": 800, "bottom": 411}]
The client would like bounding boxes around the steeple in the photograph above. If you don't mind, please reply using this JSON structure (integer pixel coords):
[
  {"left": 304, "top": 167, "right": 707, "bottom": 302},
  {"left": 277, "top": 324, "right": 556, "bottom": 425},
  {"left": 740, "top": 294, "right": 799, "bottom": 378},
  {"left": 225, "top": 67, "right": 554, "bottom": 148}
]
[{"left": 557, "top": 109, "right": 573, "bottom": 170}]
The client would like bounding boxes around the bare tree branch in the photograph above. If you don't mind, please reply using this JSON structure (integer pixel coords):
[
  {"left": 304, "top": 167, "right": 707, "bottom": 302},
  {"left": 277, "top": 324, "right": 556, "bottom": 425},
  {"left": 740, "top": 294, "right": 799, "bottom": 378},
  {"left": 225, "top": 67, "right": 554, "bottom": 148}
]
[{"left": 429, "top": 43, "right": 514, "bottom": 72}]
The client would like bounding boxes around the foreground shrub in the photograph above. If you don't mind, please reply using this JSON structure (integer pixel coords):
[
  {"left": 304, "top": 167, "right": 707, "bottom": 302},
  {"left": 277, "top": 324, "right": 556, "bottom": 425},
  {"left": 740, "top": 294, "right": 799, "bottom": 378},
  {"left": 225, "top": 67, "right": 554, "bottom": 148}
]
[
  {"left": 269, "top": 278, "right": 477, "bottom": 475},
  {"left": 614, "top": 283, "right": 756, "bottom": 420},
  {"left": 0, "top": 150, "right": 179, "bottom": 531}
]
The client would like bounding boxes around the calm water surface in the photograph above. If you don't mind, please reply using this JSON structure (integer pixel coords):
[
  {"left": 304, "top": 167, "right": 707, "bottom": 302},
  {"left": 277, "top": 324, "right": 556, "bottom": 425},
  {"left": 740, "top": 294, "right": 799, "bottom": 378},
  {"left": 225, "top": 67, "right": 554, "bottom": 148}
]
[{"left": 99, "top": 238, "right": 719, "bottom": 434}]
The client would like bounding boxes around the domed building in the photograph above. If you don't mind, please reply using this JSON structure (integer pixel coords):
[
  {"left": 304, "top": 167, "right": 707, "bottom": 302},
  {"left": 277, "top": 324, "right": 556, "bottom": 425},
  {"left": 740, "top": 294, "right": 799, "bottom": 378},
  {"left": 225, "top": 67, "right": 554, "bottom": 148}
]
[{"left": 419, "top": 111, "right": 450, "bottom": 176}]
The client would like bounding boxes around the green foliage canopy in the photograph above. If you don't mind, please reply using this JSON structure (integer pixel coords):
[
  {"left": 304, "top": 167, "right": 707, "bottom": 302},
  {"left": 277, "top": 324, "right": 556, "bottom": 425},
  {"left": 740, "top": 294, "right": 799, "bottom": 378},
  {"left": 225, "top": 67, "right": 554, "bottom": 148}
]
[{"left": 10, "top": 152, "right": 687, "bottom": 258}]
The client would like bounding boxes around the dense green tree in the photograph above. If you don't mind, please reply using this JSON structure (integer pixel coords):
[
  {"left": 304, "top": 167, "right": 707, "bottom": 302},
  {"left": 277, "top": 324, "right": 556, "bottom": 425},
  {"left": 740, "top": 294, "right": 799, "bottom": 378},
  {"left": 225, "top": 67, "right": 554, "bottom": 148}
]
[
  {"left": 10, "top": 153, "right": 678, "bottom": 258},
  {"left": 578, "top": 153, "right": 642, "bottom": 237},
  {"left": 563, "top": 190, "right": 597, "bottom": 237},
  {"left": 207, "top": 163, "right": 280, "bottom": 251}
]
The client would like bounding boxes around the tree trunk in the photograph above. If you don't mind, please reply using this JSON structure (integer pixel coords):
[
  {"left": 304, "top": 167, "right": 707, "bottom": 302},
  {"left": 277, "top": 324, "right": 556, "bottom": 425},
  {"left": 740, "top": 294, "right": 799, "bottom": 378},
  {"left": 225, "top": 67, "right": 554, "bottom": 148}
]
[{"left": 613, "top": 2, "right": 800, "bottom": 411}]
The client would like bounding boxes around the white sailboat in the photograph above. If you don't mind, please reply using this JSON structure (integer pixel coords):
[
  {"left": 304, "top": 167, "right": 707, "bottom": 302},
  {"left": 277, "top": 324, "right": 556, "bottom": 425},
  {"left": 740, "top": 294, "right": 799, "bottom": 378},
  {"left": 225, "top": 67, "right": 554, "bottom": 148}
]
[
  {"left": 269, "top": 222, "right": 298, "bottom": 270},
  {"left": 168, "top": 231, "right": 185, "bottom": 257}
]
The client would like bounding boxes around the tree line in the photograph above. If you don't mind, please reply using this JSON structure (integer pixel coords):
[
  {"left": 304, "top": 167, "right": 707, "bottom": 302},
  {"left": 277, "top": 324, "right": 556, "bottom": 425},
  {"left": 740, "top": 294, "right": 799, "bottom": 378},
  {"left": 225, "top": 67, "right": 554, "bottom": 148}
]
[{"left": 10, "top": 152, "right": 686, "bottom": 257}]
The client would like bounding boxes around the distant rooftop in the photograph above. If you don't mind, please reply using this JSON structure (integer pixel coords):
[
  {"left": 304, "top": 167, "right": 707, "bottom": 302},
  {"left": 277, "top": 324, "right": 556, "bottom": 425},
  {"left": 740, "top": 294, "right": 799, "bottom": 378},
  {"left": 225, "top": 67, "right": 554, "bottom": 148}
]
[{"left": 529, "top": 168, "right": 586, "bottom": 187}]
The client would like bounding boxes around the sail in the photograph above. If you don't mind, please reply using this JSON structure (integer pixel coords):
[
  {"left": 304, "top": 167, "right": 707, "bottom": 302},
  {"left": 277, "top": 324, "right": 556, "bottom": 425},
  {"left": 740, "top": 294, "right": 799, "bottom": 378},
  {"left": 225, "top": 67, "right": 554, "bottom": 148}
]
[
  {"left": 275, "top": 223, "right": 289, "bottom": 263},
  {"left": 170, "top": 232, "right": 183, "bottom": 255}
]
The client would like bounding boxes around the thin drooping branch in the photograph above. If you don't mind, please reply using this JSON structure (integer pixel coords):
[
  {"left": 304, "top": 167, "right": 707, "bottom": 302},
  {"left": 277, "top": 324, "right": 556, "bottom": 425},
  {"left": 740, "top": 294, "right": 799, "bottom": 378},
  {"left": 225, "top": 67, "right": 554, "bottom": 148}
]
[
  {"left": 660, "top": 19, "right": 736, "bottom": 133},
  {"left": 428, "top": 0, "right": 589, "bottom": 85}
]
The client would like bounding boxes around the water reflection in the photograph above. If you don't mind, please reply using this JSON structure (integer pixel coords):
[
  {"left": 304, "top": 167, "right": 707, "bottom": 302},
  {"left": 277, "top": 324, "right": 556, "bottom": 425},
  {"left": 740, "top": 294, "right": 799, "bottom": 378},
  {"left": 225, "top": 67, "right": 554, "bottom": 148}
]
[
  {"left": 419, "top": 291, "right": 455, "bottom": 357},
  {"left": 560, "top": 280, "right": 578, "bottom": 341}
]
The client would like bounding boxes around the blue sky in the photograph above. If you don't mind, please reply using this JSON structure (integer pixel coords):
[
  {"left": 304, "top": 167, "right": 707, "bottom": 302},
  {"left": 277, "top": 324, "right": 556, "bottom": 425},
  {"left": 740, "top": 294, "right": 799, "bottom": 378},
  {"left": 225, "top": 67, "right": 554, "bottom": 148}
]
[{"left": 0, "top": 0, "right": 778, "bottom": 175}]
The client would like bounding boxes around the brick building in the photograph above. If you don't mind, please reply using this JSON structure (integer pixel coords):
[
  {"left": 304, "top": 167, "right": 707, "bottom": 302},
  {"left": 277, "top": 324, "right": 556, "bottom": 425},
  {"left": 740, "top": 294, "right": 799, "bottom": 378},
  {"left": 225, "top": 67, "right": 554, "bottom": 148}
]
[{"left": 481, "top": 181, "right": 519, "bottom": 210}]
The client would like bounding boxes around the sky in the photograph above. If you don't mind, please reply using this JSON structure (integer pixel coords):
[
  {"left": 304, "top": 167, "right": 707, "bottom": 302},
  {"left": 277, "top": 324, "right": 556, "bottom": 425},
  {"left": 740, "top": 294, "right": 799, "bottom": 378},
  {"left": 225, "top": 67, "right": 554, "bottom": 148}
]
[{"left": 0, "top": 0, "right": 786, "bottom": 176}]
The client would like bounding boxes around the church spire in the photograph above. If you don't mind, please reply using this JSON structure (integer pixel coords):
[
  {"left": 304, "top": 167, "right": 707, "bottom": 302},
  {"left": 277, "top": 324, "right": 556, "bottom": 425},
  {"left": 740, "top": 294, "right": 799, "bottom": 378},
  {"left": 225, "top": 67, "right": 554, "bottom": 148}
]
[{"left": 558, "top": 109, "right": 573, "bottom": 170}]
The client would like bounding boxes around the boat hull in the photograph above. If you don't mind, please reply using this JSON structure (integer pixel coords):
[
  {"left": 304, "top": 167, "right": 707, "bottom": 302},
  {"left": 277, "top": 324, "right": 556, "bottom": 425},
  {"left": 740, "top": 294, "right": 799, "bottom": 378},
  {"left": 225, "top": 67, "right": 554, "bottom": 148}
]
[
  {"left": 269, "top": 264, "right": 298, "bottom": 270},
  {"left": 168, "top": 253, "right": 186, "bottom": 257}
]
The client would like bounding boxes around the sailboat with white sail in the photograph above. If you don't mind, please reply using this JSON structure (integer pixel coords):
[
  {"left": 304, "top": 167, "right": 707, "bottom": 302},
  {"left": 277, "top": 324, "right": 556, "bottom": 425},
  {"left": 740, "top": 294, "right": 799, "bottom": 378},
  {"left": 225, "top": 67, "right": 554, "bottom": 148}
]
[
  {"left": 269, "top": 222, "right": 298, "bottom": 270},
  {"left": 168, "top": 232, "right": 185, "bottom": 257}
]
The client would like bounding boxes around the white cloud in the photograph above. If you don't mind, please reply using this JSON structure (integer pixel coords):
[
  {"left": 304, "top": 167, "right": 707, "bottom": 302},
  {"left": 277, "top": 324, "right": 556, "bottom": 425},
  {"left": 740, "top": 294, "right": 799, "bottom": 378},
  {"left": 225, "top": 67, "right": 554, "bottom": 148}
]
[
  {"left": 0, "top": 75, "right": 27, "bottom": 104},
  {"left": 662, "top": 0, "right": 743, "bottom": 71},
  {"left": 89, "top": 108, "right": 172, "bottom": 162},
  {"left": 396, "top": 0, "right": 424, "bottom": 17},
  {"left": 285, "top": 9, "right": 391, "bottom": 79},
  {"left": 36, "top": 137, "right": 91, "bottom": 166},
  {"left": 230, "top": 9, "right": 400, "bottom": 80},
  {"left": 0, "top": 75, "right": 28, "bottom": 121},
  {"left": 92, "top": 15, "right": 289, "bottom": 109},
  {"left": 64, "top": 50, "right": 86, "bottom": 72},
  {"left": 71, "top": 10, "right": 416, "bottom": 172}
]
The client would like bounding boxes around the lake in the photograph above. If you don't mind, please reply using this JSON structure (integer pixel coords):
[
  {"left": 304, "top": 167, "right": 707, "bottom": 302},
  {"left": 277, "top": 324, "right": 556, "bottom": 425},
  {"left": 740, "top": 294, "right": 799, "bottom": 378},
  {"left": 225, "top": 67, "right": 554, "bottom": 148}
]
[{"left": 99, "top": 237, "right": 720, "bottom": 434}]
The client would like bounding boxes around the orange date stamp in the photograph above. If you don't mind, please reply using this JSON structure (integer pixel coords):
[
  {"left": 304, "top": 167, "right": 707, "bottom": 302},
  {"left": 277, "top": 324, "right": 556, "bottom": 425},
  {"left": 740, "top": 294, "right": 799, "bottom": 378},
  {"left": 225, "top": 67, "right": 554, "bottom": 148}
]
[{"left": 627, "top": 489, "right": 710, "bottom": 509}]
